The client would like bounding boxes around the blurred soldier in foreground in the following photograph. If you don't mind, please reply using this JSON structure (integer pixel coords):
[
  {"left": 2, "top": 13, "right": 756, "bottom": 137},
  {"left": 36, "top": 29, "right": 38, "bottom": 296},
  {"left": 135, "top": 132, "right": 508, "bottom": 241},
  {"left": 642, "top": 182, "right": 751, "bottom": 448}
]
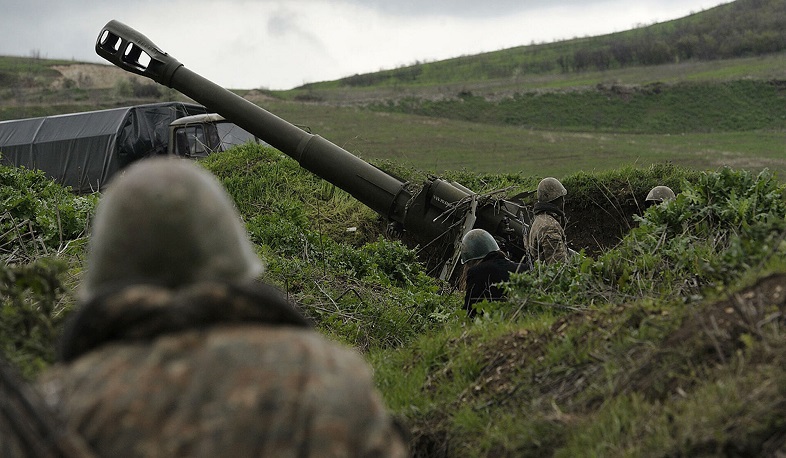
[
  {"left": 460, "top": 229, "right": 528, "bottom": 318},
  {"left": 0, "top": 357, "right": 93, "bottom": 458},
  {"left": 36, "top": 158, "right": 407, "bottom": 457},
  {"left": 528, "top": 177, "right": 570, "bottom": 264},
  {"left": 645, "top": 185, "right": 676, "bottom": 207}
]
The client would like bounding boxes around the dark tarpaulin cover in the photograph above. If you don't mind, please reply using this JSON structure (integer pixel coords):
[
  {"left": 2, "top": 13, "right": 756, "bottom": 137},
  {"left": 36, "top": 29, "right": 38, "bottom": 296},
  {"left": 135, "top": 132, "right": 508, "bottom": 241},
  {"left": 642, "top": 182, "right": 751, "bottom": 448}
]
[{"left": 0, "top": 102, "right": 207, "bottom": 193}]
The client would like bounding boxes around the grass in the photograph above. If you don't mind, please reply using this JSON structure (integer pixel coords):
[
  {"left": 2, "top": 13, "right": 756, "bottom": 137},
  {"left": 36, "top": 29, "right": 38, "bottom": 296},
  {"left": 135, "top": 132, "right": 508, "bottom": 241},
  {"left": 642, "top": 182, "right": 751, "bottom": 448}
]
[
  {"left": 371, "top": 80, "right": 786, "bottom": 133},
  {"left": 2, "top": 145, "right": 786, "bottom": 456},
  {"left": 368, "top": 265, "right": 786, "bottom": 455},
  {"left": 293, "top": 0, "right": 786, "bottom": 93},
  {"left": 284, "top": 52, "right": 786, "bottom": 102},
  {"left": 250, "top": 98, "right": 786, "bottom": 178},
  {"left": 359, "top": 164, "right": 786, "bottom": 456},
  {"left": 0, "top": 55, "right": 79, "bottom": 82},
  {"left": 2, "top": 3, "right": 786, "bottom": 454}
]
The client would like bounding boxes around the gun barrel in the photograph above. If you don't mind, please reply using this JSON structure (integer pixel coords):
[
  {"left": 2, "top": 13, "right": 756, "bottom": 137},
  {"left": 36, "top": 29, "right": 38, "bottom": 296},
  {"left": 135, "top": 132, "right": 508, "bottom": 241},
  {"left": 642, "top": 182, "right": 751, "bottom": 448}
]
[
  {"left": 96, "top": 20, "right": 530, "bottom": 270},
  {"left": 96, "top": 20, "right": 410, "bottom": 223}
]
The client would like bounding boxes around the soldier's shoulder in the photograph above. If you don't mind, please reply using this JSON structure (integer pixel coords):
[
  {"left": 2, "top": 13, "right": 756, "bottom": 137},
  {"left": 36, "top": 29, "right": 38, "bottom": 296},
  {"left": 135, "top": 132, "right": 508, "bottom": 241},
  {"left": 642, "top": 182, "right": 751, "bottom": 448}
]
[{"left": 532, "top": 213, "right": 561, "bottom": 230}]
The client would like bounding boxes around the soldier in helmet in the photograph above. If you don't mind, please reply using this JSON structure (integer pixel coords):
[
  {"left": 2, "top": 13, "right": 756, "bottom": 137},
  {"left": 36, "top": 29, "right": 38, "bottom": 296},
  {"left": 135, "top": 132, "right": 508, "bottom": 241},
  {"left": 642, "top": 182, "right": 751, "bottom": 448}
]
[
  {"left": 645, "top": 185, "right": 676, "bottom": 207},
  {"left": 528, "top": 177, "right": 570, "bottom": 265},
  {"left": 37, "top": 158, "right": 407, "bottom": 457},
  {"left": 460, "top": 228, "right": 528, "bottom": 318}
]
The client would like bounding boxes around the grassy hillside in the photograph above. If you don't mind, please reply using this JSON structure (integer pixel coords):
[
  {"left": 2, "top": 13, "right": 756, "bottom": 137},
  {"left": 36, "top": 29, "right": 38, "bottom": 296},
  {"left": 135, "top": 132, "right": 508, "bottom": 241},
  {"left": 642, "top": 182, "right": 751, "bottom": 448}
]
[
  {"left": 297, "top": 0, "right": 786, "bottom": 90},
  {"left": 368, "top": 80, "right": 786, "bottom": 133},
  {"left": 247, "top": 96, "right": 786, "bottom": 178},
  {"left": 2, "top": 2, "right": 786, "bottom": 179},
  {"left": 3, "top": 0, "right": 786, "bottom": 454},
  {"left": 0, "top": 56, "right": 184, "bottom": 120},
  {"left": 2, "top": 145, "right": 785, "bottom": 456}
]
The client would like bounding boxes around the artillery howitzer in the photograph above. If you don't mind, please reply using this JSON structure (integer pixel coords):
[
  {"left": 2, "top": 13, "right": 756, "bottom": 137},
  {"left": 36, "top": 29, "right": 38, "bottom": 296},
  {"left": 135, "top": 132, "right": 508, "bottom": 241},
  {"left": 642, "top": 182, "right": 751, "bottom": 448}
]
[{"left": 95, "top": 20, "right": 531, "bottom": 280}]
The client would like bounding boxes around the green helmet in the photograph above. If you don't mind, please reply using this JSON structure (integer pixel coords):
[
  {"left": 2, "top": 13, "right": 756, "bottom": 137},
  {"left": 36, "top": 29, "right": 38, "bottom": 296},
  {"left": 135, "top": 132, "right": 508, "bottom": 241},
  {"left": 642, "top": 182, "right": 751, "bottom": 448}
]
[
  {"left": 536, "top": 177, "right": 567, "bottom": 203},
  {"left": 646, "top": 185, "right": 675, "bottom": 203},
  {"left": 82, "top": 157, "right": 264, "bottom": 300},
  {"left": 460, "top": 229, "right": 500, "bottom": 264}
]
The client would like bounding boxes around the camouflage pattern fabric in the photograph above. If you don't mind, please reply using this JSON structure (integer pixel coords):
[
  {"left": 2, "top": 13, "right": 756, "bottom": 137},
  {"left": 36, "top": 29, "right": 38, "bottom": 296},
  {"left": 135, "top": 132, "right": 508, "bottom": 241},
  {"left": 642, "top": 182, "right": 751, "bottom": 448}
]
[
  {"left": 37, "top": 282, "right": 408, "bottom": 457},
  {"left": 527, "top": 212, "right": 569, "bottom": 264},
  {"left": 0, "top": 357, "right": 94, "bottom": 457},
  {"left": 57, "top": 281, "right": 310, "bottom": 362}
]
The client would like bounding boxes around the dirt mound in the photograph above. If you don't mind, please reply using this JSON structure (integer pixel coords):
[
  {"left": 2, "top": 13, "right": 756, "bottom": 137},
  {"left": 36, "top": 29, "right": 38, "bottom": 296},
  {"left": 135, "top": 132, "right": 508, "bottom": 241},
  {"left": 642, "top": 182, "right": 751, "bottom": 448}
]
[
  {"left": 566, "top": 198, "right": 641, "bottom": 256},
  {"left": 620, "top": 272, "right": 786, "bottom": 399},
  {"left": 409, "top": 273, "right": 786, "bottom": 456},
  {"left": 50, "top": 63, "right": 149, "bottom": 89},
  {"left": 468, "top": 273, "right": 786, "bottom": 405}
]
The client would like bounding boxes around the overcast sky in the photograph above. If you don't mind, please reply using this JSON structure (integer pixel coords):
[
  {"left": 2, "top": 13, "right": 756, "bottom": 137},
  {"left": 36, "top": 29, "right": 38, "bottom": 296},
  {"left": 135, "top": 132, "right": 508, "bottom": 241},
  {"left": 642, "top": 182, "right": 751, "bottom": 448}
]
[{"left": 1, "top": 0, "right": 729, "bottom": 90}]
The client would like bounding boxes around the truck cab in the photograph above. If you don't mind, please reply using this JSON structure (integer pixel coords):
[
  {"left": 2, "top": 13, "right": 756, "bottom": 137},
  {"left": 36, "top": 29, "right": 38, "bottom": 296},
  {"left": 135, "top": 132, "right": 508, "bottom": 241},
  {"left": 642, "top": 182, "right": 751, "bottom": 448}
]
[{"left": 169, "top": 113, "right": 260, "bottom": 158}]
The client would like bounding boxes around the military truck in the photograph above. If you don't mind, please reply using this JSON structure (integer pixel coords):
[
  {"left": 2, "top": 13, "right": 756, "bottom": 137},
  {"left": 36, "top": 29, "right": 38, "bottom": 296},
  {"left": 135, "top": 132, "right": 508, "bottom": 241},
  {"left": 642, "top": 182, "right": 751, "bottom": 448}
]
[
  {"left": 0, "top": 102, "right": 259, "bottom": 193},
  {"left": 169, "top": 112, "right": 260, "bottom": 159}
]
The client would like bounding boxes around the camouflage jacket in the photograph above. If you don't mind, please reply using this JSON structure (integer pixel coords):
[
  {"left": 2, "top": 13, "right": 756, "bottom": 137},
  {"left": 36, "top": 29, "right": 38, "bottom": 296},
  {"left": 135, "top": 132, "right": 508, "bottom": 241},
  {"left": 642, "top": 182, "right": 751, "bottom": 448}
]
[
  {"left": 37, "top": 282, "right": 407, "bottom": 457},
  {"left": 527, "top": 212, "right": 569, "bottom": 264},
  {"left": 0, "top": 357, "right": 94, "bottom": 458}
]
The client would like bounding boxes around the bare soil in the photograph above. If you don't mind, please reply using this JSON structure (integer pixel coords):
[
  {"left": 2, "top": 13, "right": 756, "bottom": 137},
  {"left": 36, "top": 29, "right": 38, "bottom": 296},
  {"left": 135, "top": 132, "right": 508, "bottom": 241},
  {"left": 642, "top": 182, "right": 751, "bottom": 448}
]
[
  {"left": 566, "top": 199, "right": 640, "bottom": 256},
  {"left": 49, "top": 63, "right": 147, "bottom": 90}
]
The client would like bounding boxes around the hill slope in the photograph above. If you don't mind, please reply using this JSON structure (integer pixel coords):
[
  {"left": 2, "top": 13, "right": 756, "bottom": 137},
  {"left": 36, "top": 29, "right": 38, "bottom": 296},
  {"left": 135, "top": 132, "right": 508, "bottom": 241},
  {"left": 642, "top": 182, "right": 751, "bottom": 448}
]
[
  {"left": 2, "top": 0, "right": 786, "bottom": 178},
  {"left": 3, "top": 2, "right": 786, "bottom": 456},
  {"left": 298, "top": 0, "right": 786, "bottom": 91},
  {"left": 2, "top": 145, "right": 786, "bottom": 456}
]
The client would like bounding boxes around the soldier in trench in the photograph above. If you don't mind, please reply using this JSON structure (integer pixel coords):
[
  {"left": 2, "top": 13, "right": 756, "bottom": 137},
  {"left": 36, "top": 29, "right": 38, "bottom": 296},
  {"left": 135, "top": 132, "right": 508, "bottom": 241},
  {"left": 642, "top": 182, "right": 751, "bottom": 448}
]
[
  {"left": 36, "top": 157, "right": 408, "bottom": 457},
  {"left": 460, "top": 228, "right": 528, "bottom": 318},
  {"left": 645, "top": 185, "right": 676, "bottom": 207},
  {"left": 527, "top": 177, "right": 571, "bottom": 265}
]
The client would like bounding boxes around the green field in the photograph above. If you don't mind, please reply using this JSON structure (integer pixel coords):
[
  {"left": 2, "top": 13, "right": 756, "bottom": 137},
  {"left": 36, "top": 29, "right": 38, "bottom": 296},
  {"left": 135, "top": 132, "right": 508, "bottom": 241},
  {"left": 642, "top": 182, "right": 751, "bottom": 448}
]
[{"left": 254, "top": 98, "right": 786, "bottom": 178}]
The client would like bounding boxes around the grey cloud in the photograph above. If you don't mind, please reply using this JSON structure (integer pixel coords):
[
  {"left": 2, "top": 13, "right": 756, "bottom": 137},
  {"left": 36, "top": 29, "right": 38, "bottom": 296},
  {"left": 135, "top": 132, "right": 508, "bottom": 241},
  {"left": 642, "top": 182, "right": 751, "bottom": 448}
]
[
  {"left": 267, "top": 11, "right": 298, "bottom": 37},
  {"left": 326, "top": 0, "right": 587, "bottom": 18},
  {"left": 294, "top": 0, "right": 719, "bottom": 19},
  {"left": 267, "top": 9, "right": 327, "bottom": 50}
]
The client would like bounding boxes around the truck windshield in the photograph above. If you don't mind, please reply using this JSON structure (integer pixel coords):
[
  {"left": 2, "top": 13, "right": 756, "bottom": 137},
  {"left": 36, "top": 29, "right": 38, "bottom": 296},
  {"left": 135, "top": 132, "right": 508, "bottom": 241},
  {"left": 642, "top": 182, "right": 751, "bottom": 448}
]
[
  {"left": 174, "top": 125, "right": 209, "bottom": 158},
  {"left": 215, "top": 122, "right": 257, "bottom": 150}
]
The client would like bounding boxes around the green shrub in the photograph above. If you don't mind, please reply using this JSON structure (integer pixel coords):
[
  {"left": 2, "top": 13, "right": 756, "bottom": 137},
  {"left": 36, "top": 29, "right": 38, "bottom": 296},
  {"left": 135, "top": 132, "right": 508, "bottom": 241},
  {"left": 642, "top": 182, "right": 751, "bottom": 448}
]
[
  {"left": 0, "top": 258, "right": 70, "bottom": 379},
  {"left": 0, "top": 163, "right": 95, "bottom": 378},
  {"left": 0, "top": 163, "right": 97, "bottom": 258},
  {"left": 506, "top": 167, "right": 786, "bottom": 314},
  {"left": 370, "top": 80, "right": 786, "bottom": 134},
  {"left": 201, "top": 145, "right": 458, "bottom": 350}
]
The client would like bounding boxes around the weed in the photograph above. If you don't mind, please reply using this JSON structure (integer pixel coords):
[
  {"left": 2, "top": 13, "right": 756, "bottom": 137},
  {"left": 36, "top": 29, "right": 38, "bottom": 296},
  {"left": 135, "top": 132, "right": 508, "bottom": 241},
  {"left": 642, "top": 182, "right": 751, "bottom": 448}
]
[{"left": 0, "top": 163, "right": 95, "bottom": 378}]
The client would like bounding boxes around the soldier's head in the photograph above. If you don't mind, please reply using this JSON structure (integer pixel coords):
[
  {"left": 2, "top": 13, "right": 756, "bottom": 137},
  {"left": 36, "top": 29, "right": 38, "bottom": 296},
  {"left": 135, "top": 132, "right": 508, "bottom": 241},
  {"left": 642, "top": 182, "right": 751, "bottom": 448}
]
[
  {"left": 460, "top": 229, "right": 500, "bottom": 264},
  {"left": 536, "top": 177, "right": 567, "bottom": 206},
  {"left": 81, "top": 157, "right": 263, "bottom": 301},
  {"left": 645, "top": 185, "right": 676, "bottom": 205}
]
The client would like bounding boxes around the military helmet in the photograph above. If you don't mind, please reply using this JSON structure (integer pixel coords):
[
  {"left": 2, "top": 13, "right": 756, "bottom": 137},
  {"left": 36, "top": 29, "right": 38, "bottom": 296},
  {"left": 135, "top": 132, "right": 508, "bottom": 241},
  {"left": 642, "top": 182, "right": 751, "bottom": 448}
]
[
  {"left": 646, "top": 185, "right": 676, "bottom": 203},
  {"left": 82, "top": 157, "right": 264, "bottom": 300},
  {"left": 460, "top": 229, "right": 500, "bottom": 264},
  {"left": 536, "top": 177, "right": 567, "bottom": 203}
]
